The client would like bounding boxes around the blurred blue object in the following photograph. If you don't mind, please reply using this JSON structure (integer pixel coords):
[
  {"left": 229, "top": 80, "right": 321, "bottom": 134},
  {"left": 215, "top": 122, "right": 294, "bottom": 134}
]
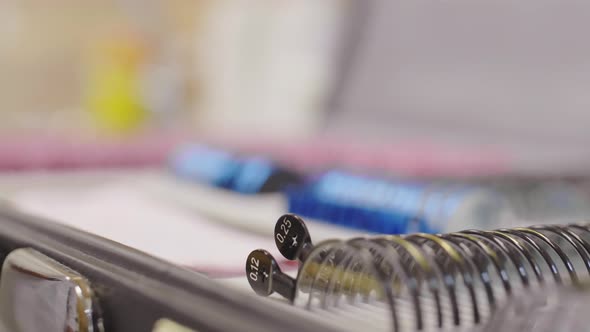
[
  {"left": 286, "top": 171, "right": 509, "bottom": 234},
  {"left": 169, "top": 146, "right": 511, "bottom": 234},
  {"left": 169, "top": 146, "right": 590, "bottom": 235},
  {"left": 171, "top": 145, "right": 240, "bottom": 189},
  {"left": 169, "top": 145, "right": 301, "bottom": 194}
]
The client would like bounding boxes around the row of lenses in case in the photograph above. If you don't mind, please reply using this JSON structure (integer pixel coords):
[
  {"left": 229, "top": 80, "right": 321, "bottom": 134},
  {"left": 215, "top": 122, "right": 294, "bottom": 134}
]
[{"left": 247, "top": 214, "right": 590, "bottom": 331}]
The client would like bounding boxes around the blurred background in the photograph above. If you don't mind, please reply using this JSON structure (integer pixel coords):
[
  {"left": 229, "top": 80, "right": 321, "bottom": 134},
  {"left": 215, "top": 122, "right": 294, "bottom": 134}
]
[
  {"left": 1, "top": 0, "right": 590, "bottom": 279},
  {"left": 2, "top": 0, "right": 590, "bottom": 171},
  {"left": 0, "top": 0, "right": 342, "bottom": 137}
]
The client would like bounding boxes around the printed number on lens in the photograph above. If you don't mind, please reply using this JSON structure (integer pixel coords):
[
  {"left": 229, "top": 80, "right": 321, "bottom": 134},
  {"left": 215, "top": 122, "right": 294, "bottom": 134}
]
[
  {"left": 276, "top": 218, "right": 292, "bottom": 244},
  {"left": 249, "top": 257, "right": 259, "bottom": 281}
]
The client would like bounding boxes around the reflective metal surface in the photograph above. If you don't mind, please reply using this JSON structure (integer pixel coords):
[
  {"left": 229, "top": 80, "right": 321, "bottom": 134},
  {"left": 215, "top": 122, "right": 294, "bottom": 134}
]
[{"left": 0, "top": 248, "right": 103, "bottom": 332}]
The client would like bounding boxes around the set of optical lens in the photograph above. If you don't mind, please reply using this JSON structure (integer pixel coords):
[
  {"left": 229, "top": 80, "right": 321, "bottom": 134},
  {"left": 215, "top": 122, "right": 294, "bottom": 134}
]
[{"left": 248, "top": 214, "right": 590, "bottom": 332}]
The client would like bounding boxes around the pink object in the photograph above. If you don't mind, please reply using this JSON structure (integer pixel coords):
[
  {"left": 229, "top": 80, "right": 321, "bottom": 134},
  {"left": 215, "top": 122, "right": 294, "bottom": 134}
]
[
  {"left": 0, "top": 131, "right": 511, "bottom": 177},
  {"left": 0, "top": 133, "right": 185, "bottom": 171}
]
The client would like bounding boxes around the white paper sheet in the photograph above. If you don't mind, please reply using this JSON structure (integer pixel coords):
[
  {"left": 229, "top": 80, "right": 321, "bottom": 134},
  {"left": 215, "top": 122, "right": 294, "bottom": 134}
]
[{"left": 2, "top": 170, "right": 282, "bottom": 275}]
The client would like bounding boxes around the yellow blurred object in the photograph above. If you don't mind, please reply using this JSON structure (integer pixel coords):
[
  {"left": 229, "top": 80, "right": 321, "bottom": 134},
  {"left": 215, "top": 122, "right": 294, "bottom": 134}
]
[{"left": 86, "top": 32, "right": 150, "bottom": 134}]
